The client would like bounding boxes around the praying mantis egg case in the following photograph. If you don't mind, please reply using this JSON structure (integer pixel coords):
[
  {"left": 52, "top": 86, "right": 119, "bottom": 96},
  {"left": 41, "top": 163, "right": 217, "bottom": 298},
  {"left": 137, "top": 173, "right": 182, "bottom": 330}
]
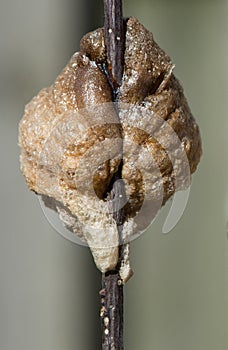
[
  {"left": 19, "top": 17, "right": 202, "bottom": 278},
  {"left": 19, "top": 52, "right": 121, "bottom": 273},
  {"left": 81, "top": 17, "right": 201, "bottom": 221}
]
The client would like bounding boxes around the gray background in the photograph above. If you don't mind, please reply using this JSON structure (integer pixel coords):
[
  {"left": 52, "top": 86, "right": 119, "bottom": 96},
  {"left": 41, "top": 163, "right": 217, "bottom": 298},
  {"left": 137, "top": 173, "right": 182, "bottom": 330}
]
[{"left": 0, "top": 0, "right": 227, "bottom": 349}]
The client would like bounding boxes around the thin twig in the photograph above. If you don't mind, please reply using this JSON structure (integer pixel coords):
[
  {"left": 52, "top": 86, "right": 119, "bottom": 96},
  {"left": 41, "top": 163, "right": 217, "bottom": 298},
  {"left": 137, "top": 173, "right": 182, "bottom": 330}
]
[
  {"left": 101, "top": 176, "right": 126, "bottom": 350},
  {"left": 104, "top": 0, "right": 125, "bottom": 87},
  {"left": 100, "top": 1, "right": 126, "bottom": 349},
  {"left": 100, "top": 274, "right": 124, "bottom": 350}
]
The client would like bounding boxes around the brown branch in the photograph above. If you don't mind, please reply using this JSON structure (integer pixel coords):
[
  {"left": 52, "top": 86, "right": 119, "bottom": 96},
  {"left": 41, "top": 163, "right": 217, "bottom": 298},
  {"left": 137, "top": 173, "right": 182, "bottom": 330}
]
[
  {"left": 100, "top": 1, "right": 126, "bottom": 349},
  {"left": 104, "top": 0, "right": 125, "bottom": 87},
  {"left": 100, "top": 273, "right": 124, "bottom": 350},
  {"left": 100, "top": 173, "right": 126, "bottom": 350}
]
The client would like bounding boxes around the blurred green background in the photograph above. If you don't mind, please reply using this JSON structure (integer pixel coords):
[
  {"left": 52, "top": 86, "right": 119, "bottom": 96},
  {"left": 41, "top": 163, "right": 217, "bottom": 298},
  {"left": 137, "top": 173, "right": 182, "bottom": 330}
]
[{"left": 0, "top": 0, "right": 227, "bottom": 349}]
